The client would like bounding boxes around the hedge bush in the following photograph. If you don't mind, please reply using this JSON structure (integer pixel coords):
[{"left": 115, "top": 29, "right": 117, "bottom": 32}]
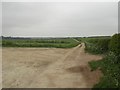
[
  {"left": 109, "top": 33, "right": 120, "bottom": 55},
  {"left": 85, "top": 38, "right": 110, "bottom": 54},
  {"left": 87, "top": 33, "right": 120, "bottom": 88}
]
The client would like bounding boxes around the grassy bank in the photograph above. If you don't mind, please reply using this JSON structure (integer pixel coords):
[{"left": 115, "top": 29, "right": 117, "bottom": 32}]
[
  {"left": 2, "top": 38, "right": 80, "bottom": 48},
  {"left": 83, "top": 34, "right": 120, "bottom": 88}
]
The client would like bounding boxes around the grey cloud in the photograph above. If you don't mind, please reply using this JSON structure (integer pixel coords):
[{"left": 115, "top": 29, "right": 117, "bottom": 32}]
[{"left": 2, "top": 2, "right": 118, "bottom": 37}]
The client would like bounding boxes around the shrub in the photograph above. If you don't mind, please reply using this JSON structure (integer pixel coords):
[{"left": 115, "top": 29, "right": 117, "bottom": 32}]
[
  {"left": 88, "top": 34, "right": 120, "bottom": 88},
  {"left": 97, "top": 39, "right": 110, "bottom": 53},
  {"left": 89, "top": 53, "right": 120, "bottom": 88},
  {"left": 109, "top": 33, "right": 120, "bottom": 55},
  {"left": 85, "top": 38, "right": 110, "bottom": 54}
]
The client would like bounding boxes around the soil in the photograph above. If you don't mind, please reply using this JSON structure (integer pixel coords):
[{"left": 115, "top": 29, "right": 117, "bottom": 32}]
[{"left": 2, "top": 43, "right": 103, "bottom": 88}]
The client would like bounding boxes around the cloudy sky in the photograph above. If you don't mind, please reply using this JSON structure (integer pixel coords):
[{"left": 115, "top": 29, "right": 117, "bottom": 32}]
[{"left": 2, "top": 2, "right": 118, "bottom": 37}]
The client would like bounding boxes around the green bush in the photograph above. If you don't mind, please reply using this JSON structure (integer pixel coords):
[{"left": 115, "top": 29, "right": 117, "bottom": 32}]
[
  {"left": 89, "top": 53, "right": 120, "bottom": 88},
  {"left": 85, "top": 38, "right": 110, "bottom": 54},
  {"left": 88, "top": 34, "right": 120, "bottom": 88},
  {"left": 97, "top": 39, "right": 110, "bottom": 53},
  {"left": 109, "top": 33, "right": 120, "bottom": 55}
]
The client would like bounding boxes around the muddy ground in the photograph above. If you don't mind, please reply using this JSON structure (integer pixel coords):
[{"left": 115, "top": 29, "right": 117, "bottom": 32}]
[{"left": 2, "top": 43, "right": 102, "bottom": 88}]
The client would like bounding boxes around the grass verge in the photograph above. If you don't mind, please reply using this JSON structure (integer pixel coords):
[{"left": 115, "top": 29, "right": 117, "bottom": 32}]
[{"left": 89, "top": 53, "right": 119, "bottom": 88}]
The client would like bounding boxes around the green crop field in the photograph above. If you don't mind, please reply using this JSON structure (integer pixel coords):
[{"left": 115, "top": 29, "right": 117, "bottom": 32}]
[{"left": 2, "top": 38, "right": 80, "bottom": 48}]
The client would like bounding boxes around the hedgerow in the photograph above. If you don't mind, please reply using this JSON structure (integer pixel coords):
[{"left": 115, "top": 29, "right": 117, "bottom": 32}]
[
  {"left": 84, "top": 38, "right": 110, "bottom": 54},
  {"left": 109, "top": 33, "right": 120, "bottom": 57},
  {"left": 85, "top": 34, "right": 120, "bottom": 88}
]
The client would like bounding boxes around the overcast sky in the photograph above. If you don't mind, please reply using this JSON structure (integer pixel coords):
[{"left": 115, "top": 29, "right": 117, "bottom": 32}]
[{"left": 2, "top": 2, "right": 118, "bottom": 37}]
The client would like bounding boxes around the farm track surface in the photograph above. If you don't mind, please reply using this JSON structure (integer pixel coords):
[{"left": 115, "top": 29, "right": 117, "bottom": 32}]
[{"left": 2, "top": 43, "right": 102, "bottom": 88}]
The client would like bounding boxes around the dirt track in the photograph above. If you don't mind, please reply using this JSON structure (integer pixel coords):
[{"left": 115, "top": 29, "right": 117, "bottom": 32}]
[{"left": 2, "top": 43, "right": 102, "bottom": 88}]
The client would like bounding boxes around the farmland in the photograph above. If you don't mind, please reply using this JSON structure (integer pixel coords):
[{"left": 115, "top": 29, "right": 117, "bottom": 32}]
[
  {"left": 2, "top": 37, "right": 103, "bottom": 88},
  {"left": 2, "top": 34, "right": 120, "bottom": 88},
  {"left": 2, "top": 38, "right": 80, "bottom": 48},
  {"left": 2, "top": 43, "right": 102, "bottom": 88}
]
